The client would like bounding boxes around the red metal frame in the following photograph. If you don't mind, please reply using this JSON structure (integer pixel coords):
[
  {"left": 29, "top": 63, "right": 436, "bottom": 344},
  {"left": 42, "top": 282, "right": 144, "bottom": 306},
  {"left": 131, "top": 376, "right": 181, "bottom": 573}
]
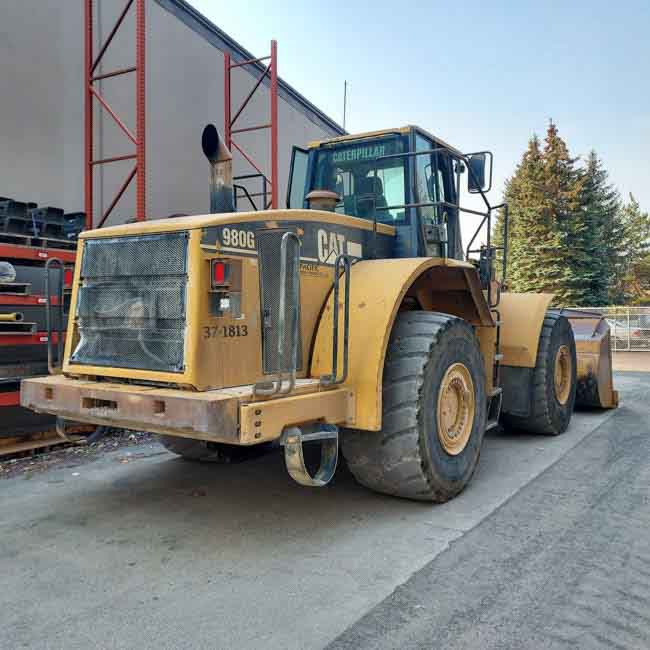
[
  {"left": 0, "top": 243, "right": 76, "bottom": 264},
  {"left": 0, "top": 332, "right": 64, "bottom": 346},
  {"left": 85, "top": 0, "right": 146, "bottom": 229},
  {"left": 0, "top": 295, "right": 62, "bottom": 307},
  {"left": 0, "top": 392, "right": 20, "bottom": 407},
  {"left": 224, "top": 40, "right": 279, "bottom": 210}
]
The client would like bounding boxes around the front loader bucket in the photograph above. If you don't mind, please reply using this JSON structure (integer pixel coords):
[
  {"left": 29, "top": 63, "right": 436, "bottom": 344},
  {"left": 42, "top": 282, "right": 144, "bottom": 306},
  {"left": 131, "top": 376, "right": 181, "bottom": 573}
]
[{"left": 562, "top": 309, "right": 619, "bottom": 409}]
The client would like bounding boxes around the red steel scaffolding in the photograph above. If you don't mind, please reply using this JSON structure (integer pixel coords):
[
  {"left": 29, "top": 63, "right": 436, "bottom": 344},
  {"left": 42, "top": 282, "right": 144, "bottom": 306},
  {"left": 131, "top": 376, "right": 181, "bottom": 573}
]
[
  {"left": 84, "top": 0, "right": 146, "bottom": 228},
  {"left": 224, "top": 40, "right": 279, "bottom": 210}
]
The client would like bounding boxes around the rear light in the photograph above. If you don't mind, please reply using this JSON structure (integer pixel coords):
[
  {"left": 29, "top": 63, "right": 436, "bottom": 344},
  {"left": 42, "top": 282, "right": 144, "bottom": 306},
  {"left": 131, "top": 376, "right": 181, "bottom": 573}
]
[
  {"left": 211, "top": 260, "right": 229, "bottom": 288},
  {"left": 208, "top": 258, "right": 240, "bottom": 317},
  {"left": 63, "top": 268, "right": 74, "bottom": 287}
]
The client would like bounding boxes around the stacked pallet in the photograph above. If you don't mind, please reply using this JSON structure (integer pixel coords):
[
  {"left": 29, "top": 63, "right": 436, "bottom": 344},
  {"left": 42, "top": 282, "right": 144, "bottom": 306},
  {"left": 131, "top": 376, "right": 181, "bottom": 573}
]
[
  {"left": 0, "top": 197, "right": 84, "bottom": 248},
  {"left": 0, "top": 196, "right": 85, "bottom": 456}
]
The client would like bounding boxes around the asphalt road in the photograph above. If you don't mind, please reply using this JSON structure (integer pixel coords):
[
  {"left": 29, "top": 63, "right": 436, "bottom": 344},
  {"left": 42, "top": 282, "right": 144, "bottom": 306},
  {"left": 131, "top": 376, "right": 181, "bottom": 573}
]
[
  {"left": 0, "top": 372, "right": 648, "bottom": 650},
  {"left": 330, "top": 372, "right": 650, "bottom": 649}
]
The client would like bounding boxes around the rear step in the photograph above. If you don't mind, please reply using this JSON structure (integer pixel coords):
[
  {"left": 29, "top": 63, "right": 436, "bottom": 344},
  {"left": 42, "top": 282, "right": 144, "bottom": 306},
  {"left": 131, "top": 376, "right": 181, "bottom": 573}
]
[
  {"left": 281, "top": 423, "right": 339, "bottom": 487},
  {"left": 486, "top": 387, "right": 503, "bottom": 431}
]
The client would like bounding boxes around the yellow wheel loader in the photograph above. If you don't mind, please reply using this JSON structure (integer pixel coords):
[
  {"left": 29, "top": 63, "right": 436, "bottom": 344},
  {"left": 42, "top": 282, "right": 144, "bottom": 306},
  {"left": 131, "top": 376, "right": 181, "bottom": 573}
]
[{"left": 21, "top": 125, "right": 618, "bottom": 502}]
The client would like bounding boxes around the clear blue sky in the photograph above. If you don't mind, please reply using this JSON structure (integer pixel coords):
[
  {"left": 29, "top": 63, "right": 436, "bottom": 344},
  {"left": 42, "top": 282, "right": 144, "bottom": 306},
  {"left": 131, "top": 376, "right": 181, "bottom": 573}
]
[{"left": 193, "top": 0, "right": 649, "bottom": 212}]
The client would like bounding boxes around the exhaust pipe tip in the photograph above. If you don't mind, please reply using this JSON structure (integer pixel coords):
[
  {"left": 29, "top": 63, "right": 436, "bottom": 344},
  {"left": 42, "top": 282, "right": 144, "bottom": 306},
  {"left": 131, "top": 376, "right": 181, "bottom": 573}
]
[
  {"left": 202, "top": 124, "right": 234, "bottom": 214},
  {"left": 202, "top": 124, "right": 232, "bottom": 165}
]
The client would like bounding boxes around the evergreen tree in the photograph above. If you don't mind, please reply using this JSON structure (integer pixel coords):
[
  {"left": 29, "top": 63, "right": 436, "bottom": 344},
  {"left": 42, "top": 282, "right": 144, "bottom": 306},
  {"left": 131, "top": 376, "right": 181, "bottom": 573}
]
[
  {"left": 629, "top": 254, "right": 650, "bottom": 305},
  {"left": 493, "top": 135, "right": 551, "bottom": 292},
  {"left": 495, "top": 120, "right": 646, "bottom": 306},
  {"left": 616, "top": 194, "right": 650, "bottom": 303},
  {"left": 540, "top": 120, "right": 587, "bottom": 305},
  {"left": 581, "top": 150, "right": 621, "bottom": 306}
]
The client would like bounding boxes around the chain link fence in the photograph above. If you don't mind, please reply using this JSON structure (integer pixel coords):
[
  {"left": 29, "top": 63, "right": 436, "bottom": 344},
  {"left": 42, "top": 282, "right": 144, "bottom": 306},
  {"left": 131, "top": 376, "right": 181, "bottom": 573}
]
[{"left": 575, "top": 306, "right": 650, "bottom": 351}]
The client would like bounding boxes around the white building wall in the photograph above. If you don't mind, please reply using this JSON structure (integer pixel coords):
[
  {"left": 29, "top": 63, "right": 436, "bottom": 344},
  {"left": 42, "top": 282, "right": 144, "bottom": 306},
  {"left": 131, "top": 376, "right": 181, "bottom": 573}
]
[{"left": 0, "top": 0, "right": 341, "bottom": 226}]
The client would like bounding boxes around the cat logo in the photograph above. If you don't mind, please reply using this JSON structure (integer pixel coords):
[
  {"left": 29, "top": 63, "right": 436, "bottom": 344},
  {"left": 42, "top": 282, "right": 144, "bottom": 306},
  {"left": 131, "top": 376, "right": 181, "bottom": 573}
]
[{"left": 317, "top": 229, "right": 346, "bottom": 264}]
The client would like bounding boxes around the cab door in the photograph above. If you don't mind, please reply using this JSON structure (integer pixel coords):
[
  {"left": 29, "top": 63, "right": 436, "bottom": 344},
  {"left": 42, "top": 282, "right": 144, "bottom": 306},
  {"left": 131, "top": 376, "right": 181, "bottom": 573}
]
[
  {"left": 414, "top": 133, "right": 460, "bottom": 259},
  {"left": 287, "top": 146, "right": 309, "bottom": 208}
]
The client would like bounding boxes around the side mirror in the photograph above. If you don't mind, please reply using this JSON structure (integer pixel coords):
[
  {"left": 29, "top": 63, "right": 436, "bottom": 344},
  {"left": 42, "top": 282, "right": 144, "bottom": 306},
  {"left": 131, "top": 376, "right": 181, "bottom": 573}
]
[{"left": 467, "top": 152, "right": 493, "bottom": 193}]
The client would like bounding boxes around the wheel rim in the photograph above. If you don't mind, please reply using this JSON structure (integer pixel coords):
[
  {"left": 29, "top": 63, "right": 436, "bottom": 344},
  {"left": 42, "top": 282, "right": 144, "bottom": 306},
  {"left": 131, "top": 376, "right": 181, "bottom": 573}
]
[
  {"left": 554, "top": 345, "right": 572, "bottom": 405},
  {"left": 436, "top": 363, "right": 475, "bottom": 456}
]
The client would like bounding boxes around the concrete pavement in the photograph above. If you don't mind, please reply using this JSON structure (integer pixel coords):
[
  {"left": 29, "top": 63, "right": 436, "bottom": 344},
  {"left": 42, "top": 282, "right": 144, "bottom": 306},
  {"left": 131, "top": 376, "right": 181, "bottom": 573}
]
[{"left": 0, "top": 373, "right": 646, "bottom": 649}]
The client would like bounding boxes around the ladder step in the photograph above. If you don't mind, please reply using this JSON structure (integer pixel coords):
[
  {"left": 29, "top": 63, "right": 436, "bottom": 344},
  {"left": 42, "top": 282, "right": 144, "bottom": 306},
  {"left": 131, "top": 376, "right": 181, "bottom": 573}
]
[
  {"left": 494, "top": 353, "right": 504, "bottom": 361},
  {"left": 486, "top": 419, "right": 500, "bottom": 431},
  {"left": 489, "top": 387, "right": 503, "bottom": 397},
  {"left": 299, "top": 429, "right": 339, "bottom": 443}
]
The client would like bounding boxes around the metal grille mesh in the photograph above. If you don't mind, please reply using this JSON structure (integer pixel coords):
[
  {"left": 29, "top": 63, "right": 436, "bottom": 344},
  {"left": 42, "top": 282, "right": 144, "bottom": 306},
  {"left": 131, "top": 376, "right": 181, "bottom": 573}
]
[
  {"left": 71, "top": 232, "right": 188, "bottom": 372},
  {"left": 257, "top": 230, "right": 302, "bottom": 374}
]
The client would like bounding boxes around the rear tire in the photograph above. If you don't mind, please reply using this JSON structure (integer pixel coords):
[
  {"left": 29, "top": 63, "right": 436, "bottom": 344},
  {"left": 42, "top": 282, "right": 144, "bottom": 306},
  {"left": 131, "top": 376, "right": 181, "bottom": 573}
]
[
  {"left": 502, "top": 312, "right": 576, "bottom": 435},
  {"left": 342, "top": 312, "right": 487, "bottom": 502},
  {"left": 159, "top": 435, "right": 271, "bottom": 463}
]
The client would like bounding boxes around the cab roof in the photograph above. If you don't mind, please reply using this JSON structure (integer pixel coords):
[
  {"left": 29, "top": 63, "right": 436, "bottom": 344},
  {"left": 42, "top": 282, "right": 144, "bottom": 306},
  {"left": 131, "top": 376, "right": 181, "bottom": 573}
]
[{"left": 308, "top": 125, "right": 464, "bottom": 158}]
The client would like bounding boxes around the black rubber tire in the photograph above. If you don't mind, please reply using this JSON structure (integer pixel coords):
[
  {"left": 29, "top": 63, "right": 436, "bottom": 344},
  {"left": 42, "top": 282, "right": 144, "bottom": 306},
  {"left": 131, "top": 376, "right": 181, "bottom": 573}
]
[
  {"left": 159, "top": 435, "right": 271, "bottom": 463},
  {"left": 342, "top": 311, "right": 487, "bottom": 503},
  {"left": 501, "top": 312, "right": 577, "bottom": 435}
]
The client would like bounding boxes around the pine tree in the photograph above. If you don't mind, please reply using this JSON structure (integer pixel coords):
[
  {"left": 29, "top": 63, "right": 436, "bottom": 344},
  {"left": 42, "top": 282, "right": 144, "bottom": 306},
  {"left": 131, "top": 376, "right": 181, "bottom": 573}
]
[
  {"left": 616, "top": 194, "right": 650, "bottom": 303},
  {"left": 540, "top": 120, "right": 587, "bottom": 305},
  {"left": 629, "top": 255, "right": 650, "bottom": 305},
  {"left": 581, "top": 151, "right": 621, "bottom": 306},
  {"left": 493, "top": 135, "right": 551, "bottom": 292},
  {"left": 494, "top": 121, "right": 645, "bottom": 307}
]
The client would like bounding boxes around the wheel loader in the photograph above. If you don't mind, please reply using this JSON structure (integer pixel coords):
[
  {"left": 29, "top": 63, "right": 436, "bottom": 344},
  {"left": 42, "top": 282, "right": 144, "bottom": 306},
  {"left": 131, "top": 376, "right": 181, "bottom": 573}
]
[{"left": 21, "top": 124, "right": 618, "bottom": 501}]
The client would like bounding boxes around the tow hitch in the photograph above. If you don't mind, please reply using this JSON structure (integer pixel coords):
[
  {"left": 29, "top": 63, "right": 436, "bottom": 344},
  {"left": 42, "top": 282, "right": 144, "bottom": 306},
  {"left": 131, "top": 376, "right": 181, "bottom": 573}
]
[{"left": 281, "top": 423, "right": 339, "bottom": 487}]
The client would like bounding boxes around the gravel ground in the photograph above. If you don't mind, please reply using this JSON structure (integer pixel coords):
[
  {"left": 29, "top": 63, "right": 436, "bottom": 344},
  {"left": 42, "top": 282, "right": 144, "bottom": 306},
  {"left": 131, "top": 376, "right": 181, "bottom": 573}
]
[{"left": 0, "top": 429, "right": 155, "bottom": 480}]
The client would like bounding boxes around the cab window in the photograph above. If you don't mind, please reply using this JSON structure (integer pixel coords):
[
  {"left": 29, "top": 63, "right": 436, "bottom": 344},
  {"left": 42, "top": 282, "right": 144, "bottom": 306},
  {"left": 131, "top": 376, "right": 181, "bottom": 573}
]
[
  {"left": 415, "top": 134, "right": 450, "bottom": 222},
  {"left": 312, "top": 136, "right": 408, "bottom": 224}
]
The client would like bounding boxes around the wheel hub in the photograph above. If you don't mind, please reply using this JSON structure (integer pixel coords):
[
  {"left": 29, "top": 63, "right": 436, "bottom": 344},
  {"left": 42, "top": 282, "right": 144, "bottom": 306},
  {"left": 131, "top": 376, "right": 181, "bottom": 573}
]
[
  {"left": 437, "top": 363, "right": 475, "bottom": 456},
  {"left": 554, "top": 345, "right": 572, "bottom": 405}
]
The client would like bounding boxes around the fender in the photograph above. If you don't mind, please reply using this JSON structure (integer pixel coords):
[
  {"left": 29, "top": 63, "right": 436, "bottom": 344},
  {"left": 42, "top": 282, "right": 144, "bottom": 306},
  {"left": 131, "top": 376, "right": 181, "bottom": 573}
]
[
  {"left": 498, "top": 292, "right": 554, "bottom": 419},
  {"left": 498, "top": 292, "right": 554, "bottom": 367},
  {"left": 310, "top": 257, "right": 494, "bottom": 431}
]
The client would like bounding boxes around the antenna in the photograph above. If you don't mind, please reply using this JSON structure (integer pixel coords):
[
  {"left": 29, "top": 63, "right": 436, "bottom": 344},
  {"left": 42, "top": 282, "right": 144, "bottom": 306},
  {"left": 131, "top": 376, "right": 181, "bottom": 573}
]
[{"left": 343, "top": 80, "right": 347, "bottom": 131}]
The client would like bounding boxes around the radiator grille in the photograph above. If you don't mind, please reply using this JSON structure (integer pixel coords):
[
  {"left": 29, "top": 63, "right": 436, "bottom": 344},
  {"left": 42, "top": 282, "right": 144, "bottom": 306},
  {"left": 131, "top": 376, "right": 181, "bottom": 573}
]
[
  {"left": 257, "top": 230, "right": 302, "bottom": 374},
  {"left": 71, "top": 232, "right": 189, "bottom": 373}
]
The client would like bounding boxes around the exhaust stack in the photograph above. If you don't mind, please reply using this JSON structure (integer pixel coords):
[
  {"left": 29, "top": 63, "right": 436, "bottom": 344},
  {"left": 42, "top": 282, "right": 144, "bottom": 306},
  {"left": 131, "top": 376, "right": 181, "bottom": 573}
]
[{"left": 201, "top": 124, "right": 234, "bottom": 214}]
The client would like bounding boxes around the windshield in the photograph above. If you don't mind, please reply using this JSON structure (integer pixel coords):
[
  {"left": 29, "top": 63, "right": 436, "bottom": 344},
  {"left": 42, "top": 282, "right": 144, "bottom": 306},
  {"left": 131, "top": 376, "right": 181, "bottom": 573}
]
[{"left": 311, "top": 136, "right": 408, "bottom": 224}]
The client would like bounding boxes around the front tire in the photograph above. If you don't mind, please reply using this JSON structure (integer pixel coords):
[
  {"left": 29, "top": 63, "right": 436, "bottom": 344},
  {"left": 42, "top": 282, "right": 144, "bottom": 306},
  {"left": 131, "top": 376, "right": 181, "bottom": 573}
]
[
  {"left": 342, "top": 312, "right": 487, "bottom": 502},
  {"left": 501, "top": 312, "right": 577, "bottom": 435}
]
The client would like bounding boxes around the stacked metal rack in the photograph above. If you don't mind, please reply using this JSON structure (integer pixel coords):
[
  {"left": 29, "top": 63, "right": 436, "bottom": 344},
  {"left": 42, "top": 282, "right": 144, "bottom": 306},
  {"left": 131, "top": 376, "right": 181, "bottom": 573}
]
[{"left": 0, "top": 203, "right": 80, "bottom": 455}]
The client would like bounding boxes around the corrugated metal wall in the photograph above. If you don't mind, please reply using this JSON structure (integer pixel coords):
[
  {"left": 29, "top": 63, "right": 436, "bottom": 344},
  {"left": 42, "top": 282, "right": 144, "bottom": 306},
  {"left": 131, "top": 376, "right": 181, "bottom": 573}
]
[{"left": 0, "top": 0, "right": 342, "bottom": 225}]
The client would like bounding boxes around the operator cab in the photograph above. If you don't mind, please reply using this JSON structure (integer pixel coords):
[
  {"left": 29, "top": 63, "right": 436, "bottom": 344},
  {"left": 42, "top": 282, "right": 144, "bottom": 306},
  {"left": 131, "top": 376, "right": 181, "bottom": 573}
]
[{"left": 288, "top": 126, "right": 494, "bottom": 263}]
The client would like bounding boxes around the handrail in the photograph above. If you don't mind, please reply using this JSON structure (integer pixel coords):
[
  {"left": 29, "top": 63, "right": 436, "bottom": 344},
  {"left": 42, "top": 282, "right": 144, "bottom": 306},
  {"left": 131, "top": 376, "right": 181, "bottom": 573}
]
[
  {"left": 253, "top": 232, "right": 301, "bottom": 397},
  {"left": 44, "top": 258, "right": 65, "bottom": 375},
  {"left": 233, "top": 172, "right": 268, "bottom": 210},
  {"left": 320, "top": 254, "right": 351, "bottom": 386},
  {"left": 368, "top": 148, "right": 509, "bottom": 285},
  {"left": 277, "top": 232, "right": 301, "bottom": 395},
  {"left": 233, "top": 184, "right": 258, "bottom": 211}
]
